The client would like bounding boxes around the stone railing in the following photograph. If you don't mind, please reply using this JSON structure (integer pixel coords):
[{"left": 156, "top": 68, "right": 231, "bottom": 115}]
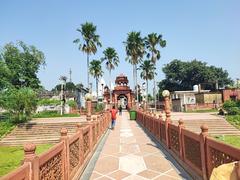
[
  {"left": 1, "top": 111, "right": 111, "bottom": 180},
  {"left": 136, "top": 110, "right": 240, "bottom": 180}
]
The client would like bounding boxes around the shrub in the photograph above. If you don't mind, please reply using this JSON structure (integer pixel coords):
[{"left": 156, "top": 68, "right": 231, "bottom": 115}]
[
  {"left": 95, "top": 103, "right": 104, "bottom": 112},
  {"left": 37, "top": 98, "right": 61, "bottom": 106},
  {"left": 67, "top": 100, "right": 77, "bottom": 108},
  {"left": 222, "top": 100, "right": 240, "bottom": 115},
  {"left": 0, "top": 88, "right": 37, "bottom": 122}
]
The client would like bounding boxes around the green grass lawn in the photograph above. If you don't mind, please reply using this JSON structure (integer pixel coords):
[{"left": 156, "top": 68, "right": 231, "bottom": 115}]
[
  {"left": 226, "top": 115, "right": 240, "bottom": 129},
  {"left": 32, "top": 111, "right": 80, "bottom": 118},
  {"left": 0, "top": 120, "right": 16, "bottom": 138},
  {"left": 214, "top": 135, "right": 240, "bottom": 148},
  {"left": 0, "top": 144, "right": 52, "bottom": 177}
]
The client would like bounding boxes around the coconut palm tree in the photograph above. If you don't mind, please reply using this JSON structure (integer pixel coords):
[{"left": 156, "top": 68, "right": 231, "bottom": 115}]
[
  {"left": 101, "top": 47, "right": 119, "bottom": 105},
  {"left": 144, "top": 33, "right": 166, "bottom": 109},
  {"left": 73, "top": 22, "right": 102, "bottom": 89},
  {"left": 89, "top": 60, "right": 104, "bottom": 100},
  {"left": 124, "top": 31, "right": 145, "bottom": 105},
  {"left": 139, "top": 60, "right": 156, "bottom": 107}
]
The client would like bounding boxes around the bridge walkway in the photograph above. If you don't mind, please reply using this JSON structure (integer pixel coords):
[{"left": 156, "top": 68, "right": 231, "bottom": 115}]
[{"left": 82, "top": 112, "right": 191, "bottom": 180}]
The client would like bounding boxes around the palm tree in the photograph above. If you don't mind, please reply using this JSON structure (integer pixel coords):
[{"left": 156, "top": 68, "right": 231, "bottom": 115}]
[
  {"left": 124, "top": 31, "right": 145, "bottom": 105},
  {"left": 101, "top": 47, "right": 119, "bottom": 105},
  {"left": 145, "top": 33, "right": 166, "bottom": 109},
  {"left": 139, "top": 60, "right": 156, "bottom": 108},
  {"left": 89, "top": 60, "right": 104, "bottom": 100},
  {"left": 73, "top": 22, "right": 102, "bottom": 89}
]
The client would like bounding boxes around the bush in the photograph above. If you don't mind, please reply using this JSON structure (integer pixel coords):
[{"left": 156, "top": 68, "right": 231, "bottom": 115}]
[
  {"left": 0, "top": 88, "right": 37, "bottom": 122},
  {"left": 222, "top": 100, "right": 240, "bottom": 115},
  {"left": 37, "top": 98, "right": 61, "bottom": 106},
  {"left": 67, "top": 100, "right": 77, "bottom": 108},
  {"left": 95, "top": 103, "right": 104, "bottom": 112}
]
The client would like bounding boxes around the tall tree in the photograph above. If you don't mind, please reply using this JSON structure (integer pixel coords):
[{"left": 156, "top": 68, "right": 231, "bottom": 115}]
[
  {"left": 0, "top": 60, "right": 12, "bottom": 90},
  {"left": 139, "top": 60, "right": 156, "bottom": 106},
  {"left": 144, "top": 33, "right": 166, "bottom": 109},
  {"left": 0, "top": 41, "right": 45, "bottom": 89},
  {"left": 89, "top": 60, "right": 104, "bottom": 99},
  {"left": 124, "top": 31, "right": 145, "bottom": 105},
  {"left": 159, "top": 59, "right": 233, "bottom": 92},
  {"left": 101, "top": 47, "right": 119, "bottom": 105},
  {"left": 73, "top": 22, "right": 102, "bottom": 89}
]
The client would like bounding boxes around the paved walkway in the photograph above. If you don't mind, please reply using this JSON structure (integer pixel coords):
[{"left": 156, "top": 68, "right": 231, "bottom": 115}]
[{"left": 89, "top": 112, "right": 191, "bottom": 180}]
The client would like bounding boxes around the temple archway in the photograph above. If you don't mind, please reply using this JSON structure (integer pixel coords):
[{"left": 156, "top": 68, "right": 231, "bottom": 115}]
[
  {"left": 103, "top": 74, "right": 134, "bottom": 109},
  {"left": 117, "top": 94, "right": 128, "bottom": 109}
]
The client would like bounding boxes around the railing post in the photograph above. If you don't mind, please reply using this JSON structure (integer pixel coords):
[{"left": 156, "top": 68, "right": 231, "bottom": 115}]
[
  {"left": 23, "top": 143, "right": 39, "bottom": 180},
  {"left": 86, "top": 100, "right": 92, "bottom": 121},
  {"left": 178, "top": 119, "right": 184, "bottom": 160},
  {"left": 162, "top": 90, "right": 171, "bottom": 149},
  {"left": 200, "top": 124, "right": 208, "bottom": 180},
  {"left": 61, "top": 128, "right": 69, "bottom": 180}
]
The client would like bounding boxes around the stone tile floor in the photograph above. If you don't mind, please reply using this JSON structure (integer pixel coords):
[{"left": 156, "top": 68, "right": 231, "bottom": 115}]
[{"left": 89, "top": 112, "right": 191, "bottom": 180}]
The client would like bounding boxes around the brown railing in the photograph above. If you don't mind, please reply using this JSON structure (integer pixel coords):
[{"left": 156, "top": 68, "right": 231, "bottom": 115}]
[
  {"left": 136, "top": 110, "right": 240, "bottom": 180},
  {"left": 1, "top": 111, "right": 111, "bottom": 180}
]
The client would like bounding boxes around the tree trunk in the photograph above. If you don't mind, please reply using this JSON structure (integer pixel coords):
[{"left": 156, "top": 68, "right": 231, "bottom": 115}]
[
  {"left": 132, "top": 64, "right": 135, "bottom": 106},
  {"left": 135, "top": 64, "right": 139, "bottom": 107},
  {"left": 146, "top": 79, "right": 149, "bottom": 109},
  {"left": 154, "top": 77, "right": 156, "bottom": 110},
  {"left": 109, "top": 70, "right": 112, "bottom": 107},
  {"left": 87, "top": 53, "right": 90, "bottom": 90},
  {"left": 96, "top": 77, "right": 99, "bottom": 101}
]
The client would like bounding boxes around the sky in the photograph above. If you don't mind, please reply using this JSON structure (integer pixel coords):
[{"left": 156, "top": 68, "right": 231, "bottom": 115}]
[{"left": 0, "top": 0, "right": 240, "bottom": 91}]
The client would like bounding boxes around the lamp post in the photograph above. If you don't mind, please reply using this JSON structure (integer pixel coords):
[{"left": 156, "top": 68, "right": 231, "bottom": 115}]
[
  {"left": 162, "top": 89, "right": 171, "bottom": 148},
  {"left": 60, "top": 76, "right": 67, "bottom": 115},
  {"left": 85, "top": 93, "right": 92, "bottom": 121},
  {"left": 162, "top": 90, "right": 171, "bottom": 121}
]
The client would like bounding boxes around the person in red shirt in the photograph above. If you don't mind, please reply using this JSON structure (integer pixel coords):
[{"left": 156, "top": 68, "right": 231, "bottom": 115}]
[{"left": 110, "top": 105, "right": 118, "bottom": 130}]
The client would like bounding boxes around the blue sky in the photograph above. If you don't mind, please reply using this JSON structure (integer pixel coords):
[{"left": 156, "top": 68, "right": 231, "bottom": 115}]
[{"left": 1, "top": 0, "right": 240, "bottom": 91}]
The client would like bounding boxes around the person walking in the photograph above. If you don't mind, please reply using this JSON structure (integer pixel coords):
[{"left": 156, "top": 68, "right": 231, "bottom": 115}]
[
  {"left": 119, "top": 105, "right": 122, "bottom": 115},
  {"left": 110, "top": 105, "right": 118, "bottom": 130}
]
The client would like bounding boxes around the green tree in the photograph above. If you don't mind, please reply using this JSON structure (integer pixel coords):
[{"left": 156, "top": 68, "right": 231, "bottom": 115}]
[
  {"left": 101, "top": 47, "right": 119, "bottom": 104},
  {"left": 159, "top": 59, "right": 233, "bottom": 92},
  {"left": 144, "top": 33, "right": 166, "bottom": 108},
  {"left": 52, "top": 82, "right": 76, "bottom": 92},
  {"left": 0, "top": 88, "right": 37, "bottom": 121},
  {"left": 73, "top": 22, "right": 102, "bottom": 88},
  {"left": 0, "top": 61, "right": 12, "bottom": 90},
  {"left": 89, "top": 60, "right": 104, "bottom": 100},
  {"left": 139, "top": 60, "right": 156, "bottom": 105},
  {"left": 124, "top": 31, "right": 145, "bottom": 104},
  {"left": 0, "top": 41, "right": 45, "bottom": 89}
]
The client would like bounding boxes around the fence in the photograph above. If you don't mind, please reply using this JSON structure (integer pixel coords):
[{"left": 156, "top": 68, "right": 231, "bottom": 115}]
[
  {"left": 136, "top": 110, "right": 240, "bottom": 180},
  {"left": 1, "top": 111, "right": 111, "bottom": 180}
]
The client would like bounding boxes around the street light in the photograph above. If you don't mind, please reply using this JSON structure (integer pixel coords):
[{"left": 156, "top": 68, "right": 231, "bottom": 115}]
[
  {"left": 59, "top": 76, "right": 67, "bottom": 115},
  {"left": 162, "top": 90, "right": 170, "bottom": 97}
]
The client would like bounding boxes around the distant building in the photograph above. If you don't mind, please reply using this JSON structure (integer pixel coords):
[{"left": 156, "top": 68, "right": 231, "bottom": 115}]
[
  {"left": 171, "top": 88, "right": 211, "bottom": 112},
  {"left": 75, "top": 84, "right": 89, "bottom": 109},
  {"left": 195, "top": 92, "right": 222, "bottom": 104},
  {"left": 222, "top": 88, "right": 240, "bottom": 101}
]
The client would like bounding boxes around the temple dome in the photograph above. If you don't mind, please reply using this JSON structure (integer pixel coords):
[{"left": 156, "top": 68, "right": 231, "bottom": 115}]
[{"left": 115, "top": 74, "right": 129, "bottom": 85}]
